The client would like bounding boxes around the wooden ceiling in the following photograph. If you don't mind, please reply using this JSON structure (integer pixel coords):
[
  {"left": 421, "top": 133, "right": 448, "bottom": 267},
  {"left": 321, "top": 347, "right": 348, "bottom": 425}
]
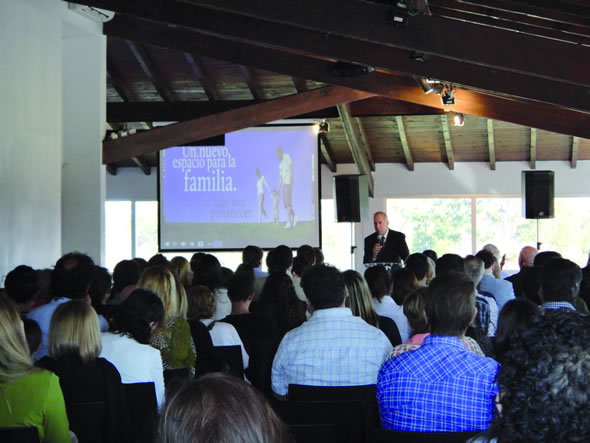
[{"left": 67, "top": 0, "right": 590, "bottom": 186}]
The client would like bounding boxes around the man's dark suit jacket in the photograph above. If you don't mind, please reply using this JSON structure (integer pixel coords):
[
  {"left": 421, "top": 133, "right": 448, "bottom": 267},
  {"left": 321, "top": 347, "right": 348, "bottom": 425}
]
[{"left": 363, "top": 229, "right": 409, "bottom": 264}]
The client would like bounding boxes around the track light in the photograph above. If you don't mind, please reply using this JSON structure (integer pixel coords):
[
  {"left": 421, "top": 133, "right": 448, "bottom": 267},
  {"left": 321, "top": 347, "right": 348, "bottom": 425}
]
[
  {"left": 319, "top": 120, "right": 330, "bottom": 134},
  {"left": 441, "top": 87, "right": 455, "bottom": 105},
  {"left": 414, "top": 76, "right": 433, "bottom": 94},
  {"left": 388, "top": 1, "right": 409, "bottom": 27},
  {"left": 452, "top": 112, "right": 464, "bottom": 126}
]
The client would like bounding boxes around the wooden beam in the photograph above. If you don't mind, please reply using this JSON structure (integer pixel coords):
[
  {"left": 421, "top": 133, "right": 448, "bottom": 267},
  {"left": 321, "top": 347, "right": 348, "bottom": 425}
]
[
  {"left": 355, "top": 118, "right": 375, "bottom": 172},
  {"left": 103, "top": 86, "right": 374, "bottom": 163},
  {"left": 95, "top": 3, "right": 590, "bottom": 114},
  {"left": 337, "top": 103, "right": 374, "bottom": 196},
  {"left": 395, "top": 116, "right": 414, "bottom": 171},
  {"left": 131, "top": 155, "right": 151, "bottom": 175},
  {"left": 572, "top": 136, "right": 580, "bottom": 168},
  {"left": 126, "top": 41, "right": 176, "bottom": 102},
  {"left": 440, "top": 115, "right": 455, "bottom": 170},
  {"left": 319, "top": 133, "right": 337, "bottom": 173},
  {"left": 184, "top": 54, "right": 221, "bottom": 101},
  {"left": 101, "top": 16, "right": 590, "bottom": 140},
  {"left": 238, "top": 65, "right": 264, "bottom": 100},
  {"left": 106, "top": 164, "right": 117, "bottom": 176},
  {"left": 531, "top": 128, "right": 537, "bottom": 169},
  {"left": 487, "top": 119, "right": 496, "bottom": 171},
  {"left": 292, "top": 76, "right": 307, "bottom": 93}
]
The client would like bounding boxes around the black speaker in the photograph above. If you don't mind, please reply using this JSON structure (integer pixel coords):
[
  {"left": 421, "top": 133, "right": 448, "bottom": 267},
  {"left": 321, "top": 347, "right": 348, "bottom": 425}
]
[
  {"left": 333, "top": 175, "right": 369, "bottom": 222},
  {"left": 522, "top": 171, "right": 554, "bottom": 219}
]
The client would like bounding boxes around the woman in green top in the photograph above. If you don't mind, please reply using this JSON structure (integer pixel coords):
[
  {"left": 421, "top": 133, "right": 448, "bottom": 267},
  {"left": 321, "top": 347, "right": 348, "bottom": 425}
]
[{"left": 0, "top": 295, "right": 70, "bottom": 443}]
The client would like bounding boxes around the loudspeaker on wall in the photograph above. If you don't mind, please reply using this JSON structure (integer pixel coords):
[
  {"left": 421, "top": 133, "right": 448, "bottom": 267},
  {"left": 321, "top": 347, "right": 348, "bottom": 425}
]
[
  {"left": 522, "top": 170, "right": 554, "bottom": 219},
  {"left": 333, "top": 175, "right": 369, "bottom": 223}
]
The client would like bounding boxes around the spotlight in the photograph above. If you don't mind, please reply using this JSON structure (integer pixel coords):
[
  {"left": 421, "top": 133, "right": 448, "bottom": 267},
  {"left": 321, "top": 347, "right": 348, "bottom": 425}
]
[
  {"left": 441, "top": 88, "right": 455, "bottom": 105},
  {"left": 452, "top": 112, "right": 464, "bottom": 126},
  {"left": 414, "top": 76, "right": 433, "bottom": 94},
  {"left": 388, "top": 1, "right": 409, "bottom": 27},
  {"left": 319, "top": 120, "right": 330, "bottom": 134}
]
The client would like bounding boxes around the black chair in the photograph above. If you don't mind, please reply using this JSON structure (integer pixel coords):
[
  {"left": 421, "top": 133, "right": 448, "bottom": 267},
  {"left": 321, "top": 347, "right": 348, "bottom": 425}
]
[
  {"left": 0, "top": 427, "right": 40, "bottom": 443},
  {"left": 288, "top": 384, "right": 380, "bottom": 428},
  {"left": 289, "top": 424, "right": 338, "bottom": 443},
  {"left": 123, "top": 382, "right": 158, "bottom": 443},
  {"left": 67, "top": 401, "right": 105, "bottom": 443},
  {"left": 368, "top": 428, "right": 480, "bottom": 443},
  {"left": 243, "top": 337, "right": 276, "bottom": 398},
  {"left": 212, "top": 345, "right": 244, "bottom": 378}
]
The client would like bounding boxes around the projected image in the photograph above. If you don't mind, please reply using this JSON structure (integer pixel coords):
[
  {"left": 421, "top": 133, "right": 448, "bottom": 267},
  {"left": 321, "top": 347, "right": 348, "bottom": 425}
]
[{"left": 159, "top": 125, "right": 320, "bottom": 250}]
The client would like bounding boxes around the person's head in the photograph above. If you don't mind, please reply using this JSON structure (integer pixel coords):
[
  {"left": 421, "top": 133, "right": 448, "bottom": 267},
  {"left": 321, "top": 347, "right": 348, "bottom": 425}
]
[
  {"left": 148, "top": 254, "right": 171, "bottom": 268},
  {"left": 258, "top": 272, "right": 299, "bottom": 312},
  {"left": 23, "top": 318, "right": 42, "bottom": 357},
  {"left": 88, "top": 266, "right": 112, "bottom": 309},
  {"left": 518, "top": 246, "right": 538, "bottom": 269},
  {"left": 291, "top": 256, "right": 311, "bottom": 278},
  {"left": 373, "top": 211, "right": 389, "bottom": 236},
  {"left": 187, "top": 285, "right": 216, "bottom": 320},
  {"left": 541, "top": 258, "right": 582, "bottom": 303},
  {"left": 492, "top": 310, "right": 590, "bottom": 441},
  {"left": 296, "top": 245, "right": 316, "bottom": 266},
  {"left": 189, "top": 252, "right": 206, "bottom": 272},
  {"left": 300, "top": 264, "right": 345, "bottom": 310},
  {"left": 193, "top": 254, "right": 223, "bottom": 291},
  {"left": 275, "top": 146, "right": 284, "bottom": 161},
  {"left": 475, "top": 249, "right": 495, "bottom": 271},
  {"left": 426, "top": 272, "right": 476, "bottom": 337},
  {"left": 405, "top": 253, "right": 429, "bottom": 284},
  {"left": 483, "top": 243, "right": 501, "bottom": 261},
  {"left": 35, "top": 268, "right": 53, "bottom": 305},
  {"left": 0, "top": 295, "right": 37, "bottom": 382},
  {"left": 235, "top": 263, "right": 255, "bottom": 281},
  {"left": 4, "top": 265, "right": 39, "bottom": 312},
  {"left": 391, "top": 268, "right": 418, "bottom": 305},
  {"left": 533, "top": 250, "right": 562, "bottom": 267},
  {"left": 158, "top": 372, "right": 292, "bottom": 443},
  {"left": 170, "top": 256, "right": 193, "bottom": 290},
  {"left": 227, "top": 272, "right": 254, "bottom": 303},
  {"left": 436, "top": 253, "right": 465, "bottom": 276},
  {"left": 48, "top": 300, "right": 101, "bottom": 363},
  {"left": 494, "top": 298, "right": 540, "bottom": 364},
  {"left": 422, "top": 249, "right": 438, "bottom": 262},
  {"left": 464, "top": 255, "right": 485, "bottom": 287},
  {"left": 403, "top": 287, "right": 430, "bottom": 334},
  {"left": 50, "top": 252, "right": 95, "bottom": 300},
  {"left": 133, "top": 257, "right": 149, "bottom": 275},
  {"left": 364, "top": 265, "right": 392, "bottom": 302},
  {"left": 256, "top": 168, "right": 261, "bottom": 178},
  {"left": 109, "top": 289, "right": 164, "bottom": 345},
  {"left": 314, "top": 248, "right": 324, "bottom": 265},
  {"left": 521, "top": 265, "right": 543, "bottom": 305},
  {"left": 342, "top": 270, "right": 379, "bottom": 328},
  {"left": 271, "top": 245, "right": 293, "bottom": 273},
  {"left": 138, "top": 265, "right": 185, "bottom": 321},
  {"left": 265, "top": 249, "right": 275, "bottom": 272},
  {"left": 112, "top": 259, "right": 141, "bottom": 294},
  {"left": 221, "top": 267, "right": 234, "bottom": 289},
  {"left": 242, "top": 245, "right": 264, "bottom": 268}
]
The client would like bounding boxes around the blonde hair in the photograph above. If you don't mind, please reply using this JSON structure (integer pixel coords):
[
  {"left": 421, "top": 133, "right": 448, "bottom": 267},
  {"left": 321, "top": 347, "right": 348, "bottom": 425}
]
[
  {"left": 48, "top": 300, "right": 101, "bottom": 363},
  {"left": 138, "top": 266, "right": 187, "bottom": 322},
  {"left": 343, "top": 270, "right": 379, "bottom": 328},
  {"left": 187, "top": 285, "right": 216, "bottom": 320},
  {"left": 0, "top": 295, "right": 38, "bottom": 383},
  {"left": 170, "top": 256, "right": 193, "bottom": 289}
]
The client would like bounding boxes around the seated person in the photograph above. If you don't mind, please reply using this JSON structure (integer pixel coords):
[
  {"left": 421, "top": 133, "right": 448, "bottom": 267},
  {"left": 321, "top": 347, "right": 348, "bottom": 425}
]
[
  {"left": 476, "top": 250, "right": 515, "bottom": 313},
  {"left": 4, "top": 265, "right": 39, "bottom": 313},
  {"left": 377, "top": 272, "right": 499, "bottom": 432},
  {"left": 272, "top": 264, "right": 392, "bottom": 396},
  {"left": 540, "top": 258, "right": 582, "bottom": 312}
]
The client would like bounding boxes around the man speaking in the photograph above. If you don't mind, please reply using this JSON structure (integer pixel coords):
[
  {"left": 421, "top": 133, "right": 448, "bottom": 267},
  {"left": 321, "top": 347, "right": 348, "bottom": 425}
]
[{"left": 363, "top": 211, "right": 409, "bottom": 264}]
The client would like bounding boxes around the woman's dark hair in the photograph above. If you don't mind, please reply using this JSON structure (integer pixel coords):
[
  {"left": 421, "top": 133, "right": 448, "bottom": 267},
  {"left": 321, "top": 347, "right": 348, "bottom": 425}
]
[
  {"left": 521, "top": 265, "right": 543, "bottom": 305},
  {"left": 193, "top": 254, "right": 223, "bottom": 291},
  {"left": 364, "top": 265, "right": 391, "bottom": 302},
  {"left": 23, "top": 318, "right": 42, "bottom": 356},
  {"left": 254, "top": 272, "right": 306, "bottom": 340},
  {"left": 109, "top": 289, "right": 164, "bottom": 345},
  {"left": 391, "top": 268, "right": 418, "bottom": 305},
  {"left": 494, "top": 298, "right": 540, "bottom": 363},
  {"left": 88, "top": 266, "right": 112, "bottom": 309}
]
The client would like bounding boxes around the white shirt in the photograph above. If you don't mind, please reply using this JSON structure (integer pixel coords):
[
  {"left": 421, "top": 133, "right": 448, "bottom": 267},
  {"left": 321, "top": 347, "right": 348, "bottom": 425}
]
[
  {"left": 212, "top": 288, "right": 232, "bottom": 320},
  {"left": 100, "top": 332, "right": 165, "bottom": 409},
  {"left": 279, "top": 153, "right": 293, "bottom": 185},
  {"left": 372, "top": 296, "right": 411, "bottom": 342},
  {"left": 257, "top": 175, "right": 268, "bottom": 195},
  {"left": 200, "top": 319, "right": 249, "bottom": 370}
]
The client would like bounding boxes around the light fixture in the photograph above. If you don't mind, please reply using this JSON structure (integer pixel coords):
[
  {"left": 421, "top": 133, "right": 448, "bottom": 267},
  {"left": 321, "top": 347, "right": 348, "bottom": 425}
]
[
  {"left": 319, "top": 120, "right": 330, "bottom": 134},
  {"left": 414, "top": 76, "right": 433, "bottom": 94},
  {"left": 441, "top": 86, "right": 455, "bottom": 105},
  {"left": 388, "top": 1, "right": 409, "bottom": 27},
  {"left": 452, "top": 112, "right": 464, "bottom": 126}
]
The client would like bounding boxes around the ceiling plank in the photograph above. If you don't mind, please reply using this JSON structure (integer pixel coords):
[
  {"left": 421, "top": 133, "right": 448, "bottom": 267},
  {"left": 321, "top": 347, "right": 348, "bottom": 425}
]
[
  {"left": 103, "top": 86, "right": 375, "bottom": 164},
  {"left": 395, "top": 116, "right": 414, "bottom": 171},
  {"left": 572, "top": 136, "right": 580, "bottom": 168},
  {"left": 355, "top": 118, "right": 375, "bottom": 172},
  {"left": 94, "top": 4, "right": 590, "bottom": 114},
  {"left": 184, "top": 53, "right": 221, "bottom": 101},
  {"left": 238, "top": 65, "right": 264, "bottom": 100},
  {"left": 101, "top": 17, "right": 590, "bottom": 140},
  {"left": 319, "top": 133, "right": 337, "bottom": 173},
  {"left": 530, "top": 128, "right": 537, "bottom": 169},
  {"left": 487, "top": 119, "right": 496, "bottom": 171},
  {"left": 440, "top": 115, "right": 455, "bottom": 170},
  {"left": 337, "top": 103, "right": 374, "bottom": 196},
  {"left": 107, "top": 56, "right": 136, "bottom": 102},
  {"left": 126, "top": 41, "right": 176, "bottom": 102}
]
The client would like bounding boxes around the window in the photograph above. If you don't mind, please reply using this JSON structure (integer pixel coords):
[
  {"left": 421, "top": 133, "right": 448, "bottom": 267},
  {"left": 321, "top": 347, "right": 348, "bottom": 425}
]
[{"left": 321, "top": 199, "right": 354, "bottom": 271}]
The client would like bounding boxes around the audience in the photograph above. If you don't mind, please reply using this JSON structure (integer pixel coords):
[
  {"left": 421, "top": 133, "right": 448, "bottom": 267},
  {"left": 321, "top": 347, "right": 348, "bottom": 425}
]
[
  {"left": 342, "top": 270, "right": 401, "bottom": 347},
  {"left": 108, "top": 259, "right": 140, "bottom": 305},
  {"left": 505, "top": 246, "right": 537, "bottom": 298},
  {"left": 521, "top": 265, "right": 543, "bottom": 305},
  {"left": 476, "top": 249, "right": 515, "bottom": 313},
  {"left": 533, "top": 250, "right": 561, "bottom": 267},
  {"left": 0, "top": 295, "right": 70, "bottom": 443},
  {"left": 377, "top": 272, "right": 499, "bottom": 432},
  {"left": 170, "top": 256, "right": 193, "bottom": 293},
  {"left": 540, "top": 257, "right": 582, "bottom": 312},
  {"left": 88, "top": 265, "right": 112, "bottom": 315},
  {"left": 23, "top": 318, "right": 42, "bottom": 358},
  {"left": 465, "top": 255, "right": 497, "bottom": 336},
  {"left": 192, "top": 254, "right": 231, "bottom": 320},
  {"left": 4, "top": 264, "right": 39, "bottom": 313},
  {"left": 405, "top": 253, "right": 429, "bottom": 287},
  {"left": 272, "top": 264, "right": 392, "bottom": 396},
  {"left": 242, "top": 245, "right": 267, "bottom": 297},
  {"left": 185, "top": 285, "right": 216, "bottom": 376},
  {"left": 291, "top": 255, "right": 311, "bottom": 302},
  {"left": 493, "top": 298, "right": 540, "bottom": 364}
]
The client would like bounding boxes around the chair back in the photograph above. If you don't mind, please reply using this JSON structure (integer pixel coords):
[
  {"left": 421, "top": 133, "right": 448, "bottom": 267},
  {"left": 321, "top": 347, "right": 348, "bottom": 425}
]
[
  {"left": 123, "top": 382, "right": 158, "bottom": 443},
  {"left": 212, "top": 345, "right": 244, "bottom": 378},
  {"left": 243, "top": 337, "right": 276, "bottom": 397},
  {"left": 368, "top": 428, "right": 480, "bottom": 443},
  {"left": 288, "top": 424, "right": 338, "bottom": 443},
  {"left": 67, "top": 401, "right": 106, "bottom": 443},
  {"left": 0, "top": 427, "right": 40, "bottom": 443}
]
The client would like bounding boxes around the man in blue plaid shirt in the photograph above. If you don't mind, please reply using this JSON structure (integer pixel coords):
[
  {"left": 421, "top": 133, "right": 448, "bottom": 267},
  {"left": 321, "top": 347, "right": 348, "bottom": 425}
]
[{"left": 377, "top": 271, "right": 499, "bottom": 432}]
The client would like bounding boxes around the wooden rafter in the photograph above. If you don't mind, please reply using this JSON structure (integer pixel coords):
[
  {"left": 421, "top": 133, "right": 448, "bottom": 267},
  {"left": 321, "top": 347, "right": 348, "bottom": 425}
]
[
  {"left": 487, "top": 119, "right": 496, "bottom": 171},
  {"left": 440, "top": 115, "right": 455, "bottom": 170},
  {"left": 319, "top": 133, "right": 336, "bottom": 173},
  {"left": 127, "top": 41, "right": 176, "bottom": 102},
  {"left": 106, "top": 56, "right": 136, "bottom": 102},
  {"left": 103, "top": 86, "right": 374, "bottom": 164},
  {"left": 184, "top": 53, "right": 220, "bottom": 101},
  {"left": 395, "top": 116, "right": 414, "bottom": 171},
  {"left": 238, "top": 65, "right": 264, "bottom": 100},
  {"left": 572, "top": 136, "right": 580, "bottom": 168},
  {"left": 355, "top": 118, "right": 375, "bottom": 172},
  {"left": 106, "top": 164, "right": 117, "bottom": 176},
  {"left": 337, "top": 103, "right": 374, "bottom": 196},
  {"left": 531, "top": 128, "right": 537, "bottom": 169},
  {"left": 292, "top": 76, "right": 307, "bottom": 93},
  {"left": 101, "top": 16, "right": 590, "bottom": 140}
]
